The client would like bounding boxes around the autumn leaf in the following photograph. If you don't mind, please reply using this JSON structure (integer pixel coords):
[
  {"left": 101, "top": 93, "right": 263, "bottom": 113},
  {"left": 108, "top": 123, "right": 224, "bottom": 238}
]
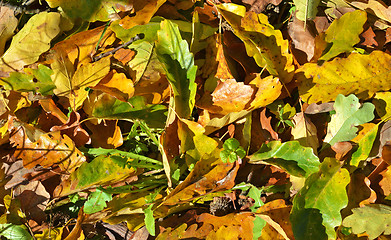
[
  {"left": 0, "top": 6, "right": 18, "bottom": 56},
  {"left": 343, "top": 204, "right": 391, "bottom": 239},
  {"left": 320, "top": 10, "right": 367, "bottom": 61},
  {"left": 217, "top": 3, "right": 295, "bottom": 82},
  {"left": 291, "top": 158, "right": 350, "bottom": 240},
  {"left": 323, "top": 94, "right": 375, "bottom": 148},
  {"left": 298, "top": 51, "right": 391, "bottom": 104},
  {"left": 293, "top": 0, "right": 321, "bottom": 21},
  {"left": 0, "top": 12, "right": 62, "bottom": 72}
]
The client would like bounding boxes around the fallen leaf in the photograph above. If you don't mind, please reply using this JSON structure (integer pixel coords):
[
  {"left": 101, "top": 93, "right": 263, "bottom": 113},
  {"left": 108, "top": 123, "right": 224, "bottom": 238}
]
[
  {"left": 0, "top": 6, "right": 18, "bottom": 56},
  {"left": 298, "top": 51, "right": 391, "bottom": 104},
  {"left": 361, "top": 26, "right": 379, "bottom": 47},
  {"left": 288, "top": 14, "right": 315, "bottom": 61},
  {"left": 242, "top": 0, "right": 283, "bottom": 14},
  {"left": 293, "top": 0, "right": 321, "bottom": 21},
  {"left": 85, "top": 120, "right": 123, "bottom": 149},
  {"left": 0, "top": 12, "right": 62, "bottom": 72},
  {"left": 291, "top": 112, "right": 319, "bottom": 154},
  {"left": 93, "top": 70, "right": 134, "bottom": 102},
  {"left": 324, "top": 94, "right": 375, "bottom": 148},
  {"left": 8, "top": 116, "right": 86, "bottom": 173},
  {"left": 320, "top": 10, "right": 367, "bottom": 61},
  {"left": 119, "top": 0, "right": 166, "bottom": 29}
]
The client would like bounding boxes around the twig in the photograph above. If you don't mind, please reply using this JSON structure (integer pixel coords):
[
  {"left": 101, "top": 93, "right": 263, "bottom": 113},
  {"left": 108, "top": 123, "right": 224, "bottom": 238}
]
[{"left": 92, "top": 34, "right": 143, "bottom": 62}]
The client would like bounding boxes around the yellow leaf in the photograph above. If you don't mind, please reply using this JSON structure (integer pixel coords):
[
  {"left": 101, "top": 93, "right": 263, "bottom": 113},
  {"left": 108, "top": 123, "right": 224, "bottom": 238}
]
[
  {"left": 52, "top": 57, "right": 111, "bottom": 110},
  {"left": 93, "top": 70, "right": 134, "bottom": 102},
  {"left": 298, "top": 51, "right": 391, "bottom": 104},
  {"left": 291, "top": 112, "right": 319, "bottom": 154},
  {"left": 217, "top": 3, "right": 294, "bottom": 82},
  {"left": 118, "top": 0, "right": 166, "bottom": 29},
  {"left": 0, "top": 12, "right": 61, "bottom": 72},
  {"left": 373, "top": 92, "right": 391, "bottom": 121}
]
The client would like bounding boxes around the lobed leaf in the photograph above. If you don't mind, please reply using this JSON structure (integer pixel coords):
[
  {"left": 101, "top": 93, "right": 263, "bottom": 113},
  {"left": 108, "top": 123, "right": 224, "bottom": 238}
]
[
  {"left": 291, "top": 158, "right": 350, "bottom": 240},
  {"left": 343, "top": 204, "right": 391, "bottom": 239},
  {"left": 324, "top": 94, "right": 375, "bottom": 148},
  {"left": 298, "top": 51, "right": 391, "bottom": 104}
]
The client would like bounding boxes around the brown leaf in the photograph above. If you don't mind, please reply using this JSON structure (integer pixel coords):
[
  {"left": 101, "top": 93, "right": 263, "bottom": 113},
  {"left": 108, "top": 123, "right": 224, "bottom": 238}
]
[
  {"left": 113, "top": 48, "right": 135, "bottom": 64},
  {"left": 288, "top": 14, "right": 315, "bottom": 61},
  {"left": 380, "top": 165, "right": 391, "bottom": 197},
  {"left": 8, "top": 116, "right": 86, "bottom": 173},
  {"left": 85, "top": 120, "right": 123, "bottom": 149},
  {"left": 361, "top": 26, "right": 379, "bottom": 47},
  {"left": 331, "top": 142, "right": 352, "bottom": 161},
  {"left": 260, "top": 108, "right": 279, "bottom": 141},
  {"left": 50, "top": 111, "right": 91, "bottom": 147}
]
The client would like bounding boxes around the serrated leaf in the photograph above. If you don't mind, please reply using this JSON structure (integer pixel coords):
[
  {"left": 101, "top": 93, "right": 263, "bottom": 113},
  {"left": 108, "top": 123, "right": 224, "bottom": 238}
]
[
  {"left": 216, "top": 3, "right": 294, "bottom": 82},
  {"left": 343, "top": 204, "right": 391, "bottom": 239},
  {"left": 84, "top": 188, "right": 113, "bottom": 214},
  {"left": 324, "top": 94, "right": 375, "bottom": 148},
  {"left": 293, "top": 0, "right": 321, "bottom": 21},
  {"left": 298, "top": 51, "right": 391, "bottom": 104},
  {"left": 1, "top": 65, "right": 55, "bottom": 95},
  {"left": 320, "top": 10, "right": 367, "bottom": 61},
  {"left": 155, "top": 19, "right": 197, "bottom": 119},
  {"left": 351, "top": 123, "right": 379, "bottom": 166},
  {"left": 0, "top": 12, "right": 61, "bottom": 72},
  {"left": 291, "top": 158, "right": 350, "bottom": 240},
  {"left": 249, "top": 140, "right": 320, "bottom": 177}
]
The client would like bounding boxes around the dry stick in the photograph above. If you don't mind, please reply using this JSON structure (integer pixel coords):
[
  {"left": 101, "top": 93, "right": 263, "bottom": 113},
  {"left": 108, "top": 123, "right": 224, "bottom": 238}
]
[{"left": 92, "top": 34, "right": 143, "bottom": 62}]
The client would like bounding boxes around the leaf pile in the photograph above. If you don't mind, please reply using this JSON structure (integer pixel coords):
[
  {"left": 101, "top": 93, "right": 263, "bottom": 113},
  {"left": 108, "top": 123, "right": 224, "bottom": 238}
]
[{"left": 2, "top": 0, "right": 391, "bottom": 239}]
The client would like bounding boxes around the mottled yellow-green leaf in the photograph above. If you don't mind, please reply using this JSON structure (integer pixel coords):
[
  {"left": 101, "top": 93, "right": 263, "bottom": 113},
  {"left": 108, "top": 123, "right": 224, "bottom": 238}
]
[
  {"left": 298, "top": 51, "right": 391, "bottom": 104},
  {"left": 351, "top": 123, "right": 379, "bottom": 167},
  {"left": 216, "top": 3, "right": 294, "bottom": 82},
  {"left": 293, "top": 0, "right": 321, "bottom": 21},
  {"left": 320, "top": 10, "right": 367, "bottom": 61},
  {"left": 324, "top": 94, "right": 375, "bottom": 148},
  {"left": 291, "top": 158, "right": 350, "bottom": 240},
  {"left": 343, "top": 204, "right": 391, "bottom": 240},
  {"left": 0, "top": 12, "right": 61, "bottom": 72}
]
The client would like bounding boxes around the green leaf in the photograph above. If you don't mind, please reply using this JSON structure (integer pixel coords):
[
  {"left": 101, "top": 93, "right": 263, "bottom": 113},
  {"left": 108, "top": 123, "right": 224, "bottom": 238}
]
[
  {"left": 291, "top": 158, "right": 350, "bottom": 240},
  {"left": 220, "top": 138, "right": 246, "bottom": 163},
  {"left": 0, "top": 224, "right": 32, "bottom": 240},
  {"left": 342, "top": 204, "right": 391, "bottom": 240},
  {"left": 292, "top": 0, "right": 321, "bottom": 21},
  {"left": 84, "top": 188, "right": 113, "bottom": 214},
  {"left": 320, "top": 10, "right": 367, "bottom": 61},
  {"left": 351, "top": 123, "right": 379, "bottom": 167},
  {"left": 53, "top": 155, "right": 138, "bottom": 197},
  {"left": 111, "top": 18, "right": 161, "bottom": 43},
  {"left": 144, "top": 205, "right": 155, "bottom": 236},
  {"left": 91, "top": 94, "right": 167, "bottom": 128},
  {"left": 155, "top": 19, "right": 197, "bottom": 119},
  {"left": 323, "top": 94, "right": 375, "bottom": 148},
  {"left": 1, "top": 65, "right": 55, "bottom": 95},
  {"left": 249, "top": 141, "right": 320, "bottom": 177},
  {"left": 253, "top": 216, "right": 266, "bottom": 240}
]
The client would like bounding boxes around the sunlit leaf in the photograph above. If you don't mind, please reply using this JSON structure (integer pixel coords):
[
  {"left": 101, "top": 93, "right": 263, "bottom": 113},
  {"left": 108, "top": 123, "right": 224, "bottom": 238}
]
[
  {"left": 320, "top": 10, "right": 367, "bottom": 61},
  {"left": 291, "top": 158, "right": 350, "bottom": 240},
  {"left": 343, "top": 204, "right": 391, "bottom": 240},
  {"left": 0, "top": 65, "right": 55, "bottom": 95},
  {"left": 84, "top": 188, "right": 113, "bottom": 214},
  {"left": 351, "top": 123, "right": 379, "bottom": 166},
  {"left": 324, "top": 94, "right": 375, "bottom": 148},
  {"left": 216, "top": 3, "right": 294, "bottom": 82},
  {"left": 373, "top": 91, "right": 391, "bottom": 121},
  {"left": 53, "top": 154, "right": 138, "bottom": 197},
  {"left": 155, "top": 19, "right": 197, "bottom": 119},
  {"left": 0, "top": 223, "right": 32, "bottom": 240},
  {"left": 0, "top": 6, "right": 18, "bottom": 56},
  {"left": 0, "top": 12, "right": 62, "bottom": 72},
  {"left": 298, "top": 51, "right": 391, "bottom": 104},
  {"left": 250, "top": 140, "right": 320, "bottom": 177},
  {"left": 8, "top": 116, "right": 86, "bottom": 174}
]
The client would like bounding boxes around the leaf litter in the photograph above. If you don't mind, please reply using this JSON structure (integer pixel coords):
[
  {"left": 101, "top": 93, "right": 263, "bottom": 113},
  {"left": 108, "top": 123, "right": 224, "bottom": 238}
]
[{"left": 2, "top": 0, "right": 391, "bottom": 239}]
